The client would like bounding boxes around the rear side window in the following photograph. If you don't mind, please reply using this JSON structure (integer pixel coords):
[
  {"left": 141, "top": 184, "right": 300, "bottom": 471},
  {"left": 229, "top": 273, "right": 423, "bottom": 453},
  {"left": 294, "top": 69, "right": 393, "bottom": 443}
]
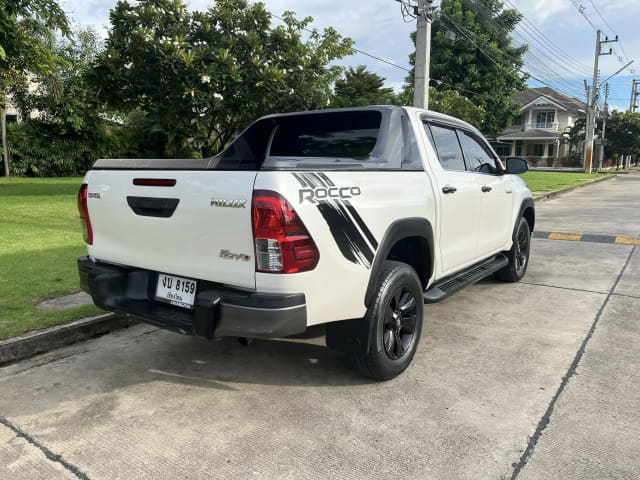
[
  {"left": 427, "top": 124, "right": 466, "bottom": 171},
  {"left": 269, "top": 111, "right": 381, "bottom": 159}
]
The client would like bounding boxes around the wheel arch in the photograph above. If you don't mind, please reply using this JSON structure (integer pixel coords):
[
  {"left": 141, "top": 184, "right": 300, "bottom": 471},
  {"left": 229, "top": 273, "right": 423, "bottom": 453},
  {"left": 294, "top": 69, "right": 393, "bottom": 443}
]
[
  {"left": 364, "top": 218, "right": 434, "bottom": 308},
  {"left": 516, "top": 198, "right": 535, "bottom": 238}
]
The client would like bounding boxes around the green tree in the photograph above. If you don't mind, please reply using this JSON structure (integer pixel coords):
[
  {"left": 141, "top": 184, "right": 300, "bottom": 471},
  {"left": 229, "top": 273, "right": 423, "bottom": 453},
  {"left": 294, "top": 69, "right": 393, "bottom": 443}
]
[
  {"left": 430, "top": 88, "right": 485, "bottom": 126},
  {"left": 402, "top": 0, "right": 527, "bottom": 133},
  {"left": 605, "top": 110, "right": 640, "bottom": 162},
  {"left": 0, "top": 0, "right": 70, "bottom": 176},
  {"left": 89, "top": 0, "right": 354, "bottom": 158},
  {"left": 332, "top": 65, "right": 396, "bottom": 107},
  {"left": 16, "top": 28, "right": 103, "bottom": 135}
]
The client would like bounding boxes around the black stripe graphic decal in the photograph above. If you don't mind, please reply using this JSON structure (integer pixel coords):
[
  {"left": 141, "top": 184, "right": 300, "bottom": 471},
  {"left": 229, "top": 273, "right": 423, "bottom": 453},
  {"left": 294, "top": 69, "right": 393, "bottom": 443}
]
[
  {"left": 344, "top": 200, "right": 378, "bottom": 250},
  {"left": 292, "top": 172, "right": 309, "bottom": 188},
  {"left": 317, "top": 172, "right": 335, "bottom": 186},
  {"left": 317, "top": 200, "right": 375, "bottom": 268},
  {"left": 294, "top": 172, "right": 377, "bottom": 269}
]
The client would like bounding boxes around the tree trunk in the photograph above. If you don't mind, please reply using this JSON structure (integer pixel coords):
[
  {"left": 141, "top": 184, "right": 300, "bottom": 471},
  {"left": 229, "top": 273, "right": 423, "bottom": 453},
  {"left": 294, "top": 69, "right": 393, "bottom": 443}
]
[{"left": 1, "top": 108, "right": 9, "bottom": 177}]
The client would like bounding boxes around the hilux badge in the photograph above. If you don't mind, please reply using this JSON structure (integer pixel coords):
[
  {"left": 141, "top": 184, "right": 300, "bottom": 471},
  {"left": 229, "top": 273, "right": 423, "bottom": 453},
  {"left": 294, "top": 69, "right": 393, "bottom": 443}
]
[{"left": 210, "top": 198, "right": 247, "bottom": 208}]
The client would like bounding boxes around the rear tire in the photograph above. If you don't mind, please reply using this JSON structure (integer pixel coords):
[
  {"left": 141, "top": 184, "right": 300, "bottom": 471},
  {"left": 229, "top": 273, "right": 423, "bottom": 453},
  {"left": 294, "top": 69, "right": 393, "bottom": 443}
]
[
  {"left": 349, "top": 261, "right": 423, "bottom": 381},
  {"left": 495, "top": 216, "right": 531, "bottom": 283}
]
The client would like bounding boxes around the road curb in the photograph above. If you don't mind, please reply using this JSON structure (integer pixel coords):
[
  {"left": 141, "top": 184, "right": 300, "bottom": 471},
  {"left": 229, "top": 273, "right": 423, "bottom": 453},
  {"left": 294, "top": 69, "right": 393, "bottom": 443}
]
[
  {"left": 534, "top": 174, "right": 616, "bottom": 203},
  {"left": 0, "top": 314, "right": 138, "bottom": 366}
]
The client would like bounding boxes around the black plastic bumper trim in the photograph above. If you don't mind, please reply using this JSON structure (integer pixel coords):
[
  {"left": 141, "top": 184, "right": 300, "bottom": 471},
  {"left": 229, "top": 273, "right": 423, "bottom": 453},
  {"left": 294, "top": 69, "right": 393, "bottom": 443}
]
[{"left": 78, "top": 257, "right": 307, "bottom": 339}]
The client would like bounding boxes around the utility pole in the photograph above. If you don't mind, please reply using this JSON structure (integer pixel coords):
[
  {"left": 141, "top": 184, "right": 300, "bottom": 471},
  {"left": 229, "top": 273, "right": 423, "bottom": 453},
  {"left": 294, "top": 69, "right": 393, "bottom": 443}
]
[
  {"left": 597, "top": 83, "right": 609, "bottom": 172},
  {"left": 413, "top": 0, "right": 435, "bottom": 110},
  {"left": 1, "top": 110, "right": 8, "bottom": 177},
  {"left": 630, "top": 79, "right": 639, "bottom": 113},
  {"left": 584, "top": 30, "right": 617, "bottom": 173}
]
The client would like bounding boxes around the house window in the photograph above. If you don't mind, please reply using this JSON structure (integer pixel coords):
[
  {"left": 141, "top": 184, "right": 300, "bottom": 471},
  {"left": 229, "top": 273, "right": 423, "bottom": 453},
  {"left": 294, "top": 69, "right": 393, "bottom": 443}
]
[
  {"left": 535, "top": 111, "right": 554, "bottom": 129},
  {"left": 548, "top": 144, "right": 555, "bottom": 157},
  {"left": 515, "top": 141, "right": 523, "bottom": 156},
  {"left": 511, "top": 114, "right": 523, "bottom": 127},
  {"left": 495, "top": 144, "right": 511, "bottom": 157},
  {"left": 5, "top": 114, "right": 18, "bottom": 124},
  {"left": 533, "top": 144, "right": 544, "bottom": 156}
]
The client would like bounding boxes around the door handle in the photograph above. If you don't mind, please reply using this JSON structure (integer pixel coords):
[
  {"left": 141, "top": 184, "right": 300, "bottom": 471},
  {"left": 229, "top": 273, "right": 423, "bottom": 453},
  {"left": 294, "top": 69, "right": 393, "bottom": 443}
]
[
  {"left": 442, "top": 186, "right": 457, "bottom": 194},
  {"left": 481, "top": 185, "right": 493, "bottom": 193}
]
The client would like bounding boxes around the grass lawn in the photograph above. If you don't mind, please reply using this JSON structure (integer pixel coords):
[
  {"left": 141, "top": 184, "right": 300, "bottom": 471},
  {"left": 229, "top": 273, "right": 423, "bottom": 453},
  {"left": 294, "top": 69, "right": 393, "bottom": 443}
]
[
  {"left": 519, "top": 171, "right": 612, "bottom": 195},
  {"left": 0, "top": 177, "right": 101, "bottom": 339}
]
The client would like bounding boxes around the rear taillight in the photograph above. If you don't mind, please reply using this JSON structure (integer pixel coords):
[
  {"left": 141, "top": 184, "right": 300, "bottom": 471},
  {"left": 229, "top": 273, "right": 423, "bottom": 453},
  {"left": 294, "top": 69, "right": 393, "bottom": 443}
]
[
  {"left": 77, "top": 183, "right": 93, "bottom": 245},
  {"left": 252, "top": 190, "right": 319, "bottom": 274}
]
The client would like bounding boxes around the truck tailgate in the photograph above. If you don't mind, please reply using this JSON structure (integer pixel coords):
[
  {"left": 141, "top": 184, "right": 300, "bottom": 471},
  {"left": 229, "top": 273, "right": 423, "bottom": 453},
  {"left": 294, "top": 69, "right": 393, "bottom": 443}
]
[{"left": 85, "top": 170, "right": 257, "bottom": 290}]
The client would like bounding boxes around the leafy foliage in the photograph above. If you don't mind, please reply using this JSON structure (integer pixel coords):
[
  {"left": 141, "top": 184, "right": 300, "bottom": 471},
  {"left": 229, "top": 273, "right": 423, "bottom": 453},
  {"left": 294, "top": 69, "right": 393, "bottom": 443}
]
[
  {"left": 7, "top": 121, "right": 126, "bottom": 177},
  {"left": 89, "top": 0, "right": 354, "bottom": 158},
  {"left": 0, "top": 0, "right": 70, "bottom": 77},
  {"left": 605, "top": 111, "right": 640, "bottom": 159},
  {"left": 0, "top": 0, "right": 71, "bottom": 175},
  {"left": 403, "top": 0, "right": 527, "bottom": 133},
  {"left": 332, "top": 65, "right": 396, "bottom": 107},
  {"left": 6, "top": 27, "right": 137, "bottom": 177}
]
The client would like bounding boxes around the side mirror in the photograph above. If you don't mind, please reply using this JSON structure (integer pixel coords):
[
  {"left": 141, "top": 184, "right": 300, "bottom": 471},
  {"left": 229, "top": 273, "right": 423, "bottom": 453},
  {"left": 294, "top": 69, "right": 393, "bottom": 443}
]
[{"left": 505, "top": 157, "right": 528, "bottom": 174}]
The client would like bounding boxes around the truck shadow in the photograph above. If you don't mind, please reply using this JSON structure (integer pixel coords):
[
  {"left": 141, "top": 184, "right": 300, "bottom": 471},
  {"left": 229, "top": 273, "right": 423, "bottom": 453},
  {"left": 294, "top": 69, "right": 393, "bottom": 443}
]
[{"left": 144, "top": 324, "right": 373, "bottom": 389}]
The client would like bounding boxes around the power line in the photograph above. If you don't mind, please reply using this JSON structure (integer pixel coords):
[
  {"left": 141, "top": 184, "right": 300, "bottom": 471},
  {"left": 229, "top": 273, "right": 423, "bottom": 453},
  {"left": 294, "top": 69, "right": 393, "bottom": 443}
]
[
  {"left": 586, "top": 0, "right": 615, "bottom": 33},
  {"left": 468, "top": 0, "right": 592, "bottom": 91},
  {"left": 582, "top": 0, "right": 636, "bottom": 75},
  {"left": 271, "top": 10, "right": 486, "bottom": 99},
  {"left": 568, "top": 0, "right": 598, "bottom": 32},
  {"left": 439, "top": 11, "right": 586, "bottom": 100},
  {"left": 502, "top": 0, "right": 592, "bottom": 74},
  {"left": 269, "top": 12, "right": 407, "bottom": 72}
]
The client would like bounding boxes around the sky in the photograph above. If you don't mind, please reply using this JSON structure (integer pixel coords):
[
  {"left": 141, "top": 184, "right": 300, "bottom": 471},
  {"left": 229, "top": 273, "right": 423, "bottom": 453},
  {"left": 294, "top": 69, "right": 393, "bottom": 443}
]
[{"left": 60, "top": 0, "right": 640, "bottom": 112}]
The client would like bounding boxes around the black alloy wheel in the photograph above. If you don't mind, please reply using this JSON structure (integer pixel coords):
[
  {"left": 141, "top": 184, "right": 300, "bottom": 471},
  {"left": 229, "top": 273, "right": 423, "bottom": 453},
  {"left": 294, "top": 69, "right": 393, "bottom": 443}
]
[
  {"left": 383, "top": 286, "right": 419, "bottom": 360},
  {"left": 495, "top": 216, "right": 531, "bottom": 282},
  {"left": 514, "top": 221, "right": 530, "bottom": 276},
  {"left": 348, "top": 260, "right": 424, "bottom": 381}
]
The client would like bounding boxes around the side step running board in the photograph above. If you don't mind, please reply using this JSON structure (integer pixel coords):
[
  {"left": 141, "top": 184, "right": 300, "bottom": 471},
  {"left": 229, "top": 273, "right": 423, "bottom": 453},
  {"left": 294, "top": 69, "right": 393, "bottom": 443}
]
[{"left": 423, "top": 254, "right": 509, "bottom": 304}]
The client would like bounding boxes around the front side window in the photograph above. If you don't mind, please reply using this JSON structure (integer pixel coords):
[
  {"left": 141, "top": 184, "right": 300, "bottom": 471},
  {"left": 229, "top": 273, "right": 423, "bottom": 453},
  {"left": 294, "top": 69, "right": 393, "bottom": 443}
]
[
  {"left": 458, "top": 131, "right": 498, "bottom": 173},
  {"left": 535, "top": 111, "right": 555, "bottom": 129},
  {"left": 427, "top": 124, "right": 466, "bottom": 171}
]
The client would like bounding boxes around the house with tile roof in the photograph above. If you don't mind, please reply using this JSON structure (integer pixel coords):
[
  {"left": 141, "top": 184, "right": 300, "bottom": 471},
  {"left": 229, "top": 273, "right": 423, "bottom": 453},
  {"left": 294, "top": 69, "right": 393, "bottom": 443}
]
[{"left": 493, "top": 87, "right": 586, "bottom": 166}]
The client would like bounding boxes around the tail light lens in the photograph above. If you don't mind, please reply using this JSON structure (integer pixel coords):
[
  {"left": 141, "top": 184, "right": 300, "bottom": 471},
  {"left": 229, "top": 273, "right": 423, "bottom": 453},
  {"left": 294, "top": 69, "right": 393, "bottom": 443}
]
[
  {"left": 252, "top": 190, "right": 319, "bottom": 273},
  {"left": 77, "top": 183, "right": 93, "bottom": 245}
]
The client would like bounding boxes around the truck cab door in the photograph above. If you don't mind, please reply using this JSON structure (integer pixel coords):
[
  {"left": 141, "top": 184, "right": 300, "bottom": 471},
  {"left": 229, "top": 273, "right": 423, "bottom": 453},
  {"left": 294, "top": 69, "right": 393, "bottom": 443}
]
[
  {"left": 457, "top": 130, "right": 512, "bottom": 257},
  {"left": 424, "top": 123, "right": 482, "bottom": 275}
]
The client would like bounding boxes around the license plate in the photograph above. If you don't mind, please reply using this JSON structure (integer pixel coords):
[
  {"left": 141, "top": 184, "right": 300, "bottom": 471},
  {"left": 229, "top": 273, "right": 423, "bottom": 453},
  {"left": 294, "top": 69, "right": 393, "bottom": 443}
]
[{"left": 155, "top": 273, "right": 197, "bottom": 309}]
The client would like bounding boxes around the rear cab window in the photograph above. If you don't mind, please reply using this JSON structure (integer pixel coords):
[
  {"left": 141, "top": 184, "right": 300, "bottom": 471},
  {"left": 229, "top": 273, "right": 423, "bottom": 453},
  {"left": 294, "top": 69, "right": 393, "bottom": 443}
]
[{"left": 209, "top": 107, "right": 423, "bottom": 171}]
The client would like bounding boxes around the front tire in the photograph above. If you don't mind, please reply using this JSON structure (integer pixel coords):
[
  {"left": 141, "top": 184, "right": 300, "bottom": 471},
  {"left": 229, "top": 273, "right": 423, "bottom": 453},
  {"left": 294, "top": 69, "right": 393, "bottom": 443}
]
[
  {"left": 495, "top": 216, "right": 531, "bottom": 282},
  {"left": 350, "top": 261, "right": 423, "bottom": 381}
]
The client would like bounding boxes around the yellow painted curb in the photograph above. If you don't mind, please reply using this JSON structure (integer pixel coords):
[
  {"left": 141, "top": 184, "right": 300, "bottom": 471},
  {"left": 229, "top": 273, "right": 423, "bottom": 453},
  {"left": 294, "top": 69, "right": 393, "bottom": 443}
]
[
  {"left": 615, "top": 236, "right": 640, "bottom": 245},
  {"left": 548, "top": 232, "right": 583, "bottom": 241}
]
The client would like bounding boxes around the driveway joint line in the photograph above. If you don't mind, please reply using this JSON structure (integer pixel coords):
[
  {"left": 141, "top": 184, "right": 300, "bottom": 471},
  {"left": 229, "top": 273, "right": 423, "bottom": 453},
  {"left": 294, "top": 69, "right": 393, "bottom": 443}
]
[
  {"left": 0, "top": 416, "right": 91, "bottom": 480},
  {"left": 518, "top": 281, "right": 607, "bottom": 296},
  {"left": 510, "top": 245, "right": 636, "bottom": 479}
]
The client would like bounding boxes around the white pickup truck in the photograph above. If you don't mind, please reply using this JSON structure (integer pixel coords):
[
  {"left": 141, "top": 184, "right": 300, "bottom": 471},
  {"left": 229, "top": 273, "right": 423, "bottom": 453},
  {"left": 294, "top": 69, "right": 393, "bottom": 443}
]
[{"left": 78, "top": 106, "right": 534, "bottom": 380}]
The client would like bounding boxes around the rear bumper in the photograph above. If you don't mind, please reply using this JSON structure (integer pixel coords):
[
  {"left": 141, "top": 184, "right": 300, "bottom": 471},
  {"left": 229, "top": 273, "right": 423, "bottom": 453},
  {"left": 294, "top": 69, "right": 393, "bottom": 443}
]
[{"left": 78, "top": 257, "right": 307, "bottom": 339}]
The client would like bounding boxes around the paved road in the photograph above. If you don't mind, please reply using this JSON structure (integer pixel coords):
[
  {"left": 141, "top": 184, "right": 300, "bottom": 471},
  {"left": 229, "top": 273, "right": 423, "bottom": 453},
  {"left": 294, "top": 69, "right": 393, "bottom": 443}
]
[{"left": 1, "top": 176, "right": 639, "bottom": 480}]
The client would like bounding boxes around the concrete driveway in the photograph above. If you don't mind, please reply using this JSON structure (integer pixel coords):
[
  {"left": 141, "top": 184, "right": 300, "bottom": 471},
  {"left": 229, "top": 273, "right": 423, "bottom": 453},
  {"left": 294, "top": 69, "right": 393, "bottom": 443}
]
[{"left": 1, "top": 176, "right": 638, "bottom": 480}]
